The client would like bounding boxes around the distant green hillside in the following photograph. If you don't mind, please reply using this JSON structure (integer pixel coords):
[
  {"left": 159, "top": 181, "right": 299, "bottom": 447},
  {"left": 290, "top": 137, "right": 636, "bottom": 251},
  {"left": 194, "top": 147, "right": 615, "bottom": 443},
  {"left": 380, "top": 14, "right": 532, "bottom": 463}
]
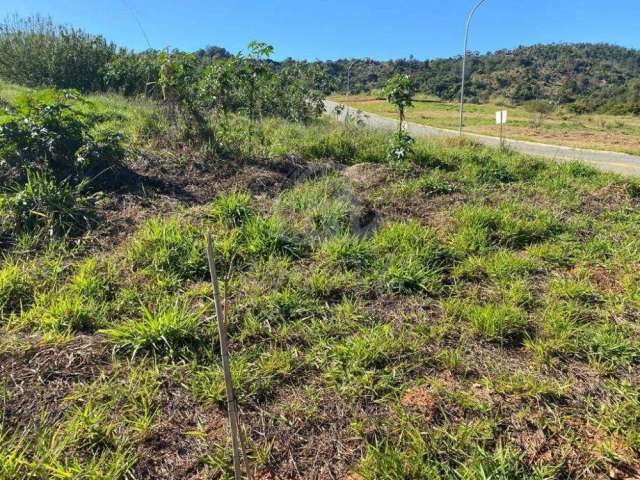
[
  {"left": 321, "top": 43, "right": 640, "bottom": 113},
  {"left": 1, "top": 15, "right": 639, "bottom": 114}
]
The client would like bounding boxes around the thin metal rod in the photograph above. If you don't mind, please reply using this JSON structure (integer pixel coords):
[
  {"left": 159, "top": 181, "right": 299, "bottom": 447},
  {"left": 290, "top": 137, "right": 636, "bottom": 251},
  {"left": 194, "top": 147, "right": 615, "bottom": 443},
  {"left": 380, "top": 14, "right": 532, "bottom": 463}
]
[
  {"left": 207, "top": 234, "right": 243, "bottom": 480},
  {"left": 346, "top": 60, "right": 356, "bottom": 96},
  {"left": 459, "top": 0, "right": 487, "bottom": 135}
]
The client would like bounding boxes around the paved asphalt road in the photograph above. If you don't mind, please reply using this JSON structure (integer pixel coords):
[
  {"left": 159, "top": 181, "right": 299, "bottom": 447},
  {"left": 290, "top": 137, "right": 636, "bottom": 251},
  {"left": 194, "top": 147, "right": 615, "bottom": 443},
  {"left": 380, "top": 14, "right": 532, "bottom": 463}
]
[{"left": 325, "top": 100, "right": 640, "bottom": 176}]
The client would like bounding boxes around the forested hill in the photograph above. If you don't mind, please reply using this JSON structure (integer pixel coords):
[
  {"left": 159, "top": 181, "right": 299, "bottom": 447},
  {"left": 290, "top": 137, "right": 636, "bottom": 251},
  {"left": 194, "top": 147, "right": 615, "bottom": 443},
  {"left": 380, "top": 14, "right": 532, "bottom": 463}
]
[
  {"left": 318, "top": 43, "right": 640, "bottom": 113},
  {"left": 1, "top": 15, "right": 640, "bottom": 114}
]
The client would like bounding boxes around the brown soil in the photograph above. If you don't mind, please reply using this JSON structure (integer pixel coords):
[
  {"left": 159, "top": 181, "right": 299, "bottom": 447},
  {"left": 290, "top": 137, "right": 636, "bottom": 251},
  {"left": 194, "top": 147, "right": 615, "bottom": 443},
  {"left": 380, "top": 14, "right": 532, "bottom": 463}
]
[
  {"left": 0, "top": 335, "right": 111, "bottom": 429},
  {"left": 401, "top": 386, "right": 438, "bottom": 419}
]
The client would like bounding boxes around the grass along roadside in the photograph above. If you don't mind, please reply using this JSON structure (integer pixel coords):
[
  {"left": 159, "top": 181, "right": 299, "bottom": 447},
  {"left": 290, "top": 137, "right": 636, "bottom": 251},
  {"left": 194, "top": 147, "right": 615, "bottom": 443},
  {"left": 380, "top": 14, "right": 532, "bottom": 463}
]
[
  {"left": 331, "top": 94, "right": 640, "bottom": 155},
  {"left": 2, "top": 84, "right": 640, "bottom": 478}
]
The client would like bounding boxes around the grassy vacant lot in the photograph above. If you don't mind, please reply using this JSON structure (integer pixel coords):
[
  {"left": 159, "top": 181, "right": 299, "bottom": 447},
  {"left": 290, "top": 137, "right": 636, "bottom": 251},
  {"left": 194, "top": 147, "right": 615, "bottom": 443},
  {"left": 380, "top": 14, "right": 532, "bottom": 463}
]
[
  {"left": 2, "top": 84, "right": 640, "bottom": 479},
  {"left": 332, "top": 94, "right": 640, "bottom": 155}
]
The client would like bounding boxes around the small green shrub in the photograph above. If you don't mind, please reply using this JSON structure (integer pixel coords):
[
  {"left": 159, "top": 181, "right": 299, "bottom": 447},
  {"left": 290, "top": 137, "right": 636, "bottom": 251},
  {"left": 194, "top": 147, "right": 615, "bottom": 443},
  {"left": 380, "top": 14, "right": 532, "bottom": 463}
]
[
  {"left": 387, "top": 129, "right": 415, "bottom": 162},
  {"left": 0, "top": 89, "right": 125, "bottom": 181}
]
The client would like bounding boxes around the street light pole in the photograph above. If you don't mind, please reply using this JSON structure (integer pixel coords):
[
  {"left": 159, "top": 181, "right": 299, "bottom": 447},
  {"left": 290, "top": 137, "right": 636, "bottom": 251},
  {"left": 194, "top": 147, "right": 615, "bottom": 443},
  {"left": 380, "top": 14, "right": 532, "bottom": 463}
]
[
  {"left": 459, "top": 0, "right": 487, "bottom": 135},
  {"left": 346, "top": 60, "right": 356, "bottom": 96}
]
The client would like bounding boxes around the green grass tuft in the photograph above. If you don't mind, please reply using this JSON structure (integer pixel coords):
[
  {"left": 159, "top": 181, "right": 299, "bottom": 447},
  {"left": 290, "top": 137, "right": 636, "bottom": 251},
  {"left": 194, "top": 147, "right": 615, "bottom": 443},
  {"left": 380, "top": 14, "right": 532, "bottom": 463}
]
[
  {"left": 99, "top": 302, "right": 202, "bottom": 358},
  {"left": 208, "top": 191, "right": 254, "bottom": 228},
  {"left": 0, "top": 262, "right": 34, "bottom": 317}
]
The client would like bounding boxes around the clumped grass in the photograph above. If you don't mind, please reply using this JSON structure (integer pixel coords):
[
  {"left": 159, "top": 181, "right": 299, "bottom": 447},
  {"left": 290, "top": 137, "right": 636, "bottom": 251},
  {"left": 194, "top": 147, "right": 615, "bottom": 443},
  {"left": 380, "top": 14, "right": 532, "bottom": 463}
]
[
  {"left": 127, "top": 217, "right": 208, "bottom": 281},
  {"left": 452, "top": 203, "right": 562, "bottom": 255},
  {"left": 393, "top": 170, "right": 458, "bottom": 198},
  {"left": 321, "top": 233, "right": 374, "bottom": 271},
  {"left": 277, "top": 175, "right": 354, "bottom": 238},
  {"left": 100, "top": 302, "right": 202, "bottom": 358},
  {"left": 0, "top": 364, "right": 159, "bottom": 479},
  {"left": 323, "top": 323, "right": 407, "bottom": 399},
  {"left": 0, "top": 261, "right": 34, "bottom": 317},
  {"left": 191, "top": 347, "right": 301, "bottom": 404},
  {"left": 208, "top": 191, "right": 254, "bottom": 228},
  {"left": 372, "top": 221, "right": 449, "bottom": 294},
  {"left": 33, "top": 292, "right": 108, "bottom": 333},
  {"left": 4, "top": 170, "right": 97, "bottom": 239},
  {"left": 446, "top": 300, "right": 530, "bottom": 344},
  {"left": 242, "top": 215, "right": 307, "bottom": 259},
  {"left": 453, "top": 249, "right": 542, "bottom": 282}
]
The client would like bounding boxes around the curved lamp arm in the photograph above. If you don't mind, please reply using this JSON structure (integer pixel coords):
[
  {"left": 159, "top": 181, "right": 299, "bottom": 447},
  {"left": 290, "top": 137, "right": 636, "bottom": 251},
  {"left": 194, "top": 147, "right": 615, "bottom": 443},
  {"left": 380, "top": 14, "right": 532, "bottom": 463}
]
[{"left": 459, "top": 0, "right": 488, "bottom": 135}]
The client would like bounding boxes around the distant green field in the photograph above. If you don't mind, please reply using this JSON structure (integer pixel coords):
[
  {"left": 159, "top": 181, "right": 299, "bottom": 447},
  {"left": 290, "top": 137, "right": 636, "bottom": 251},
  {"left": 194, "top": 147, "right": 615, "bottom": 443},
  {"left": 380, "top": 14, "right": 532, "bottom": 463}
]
[{"left": 332, "top": 94, "right": 640, "bottom": 155}]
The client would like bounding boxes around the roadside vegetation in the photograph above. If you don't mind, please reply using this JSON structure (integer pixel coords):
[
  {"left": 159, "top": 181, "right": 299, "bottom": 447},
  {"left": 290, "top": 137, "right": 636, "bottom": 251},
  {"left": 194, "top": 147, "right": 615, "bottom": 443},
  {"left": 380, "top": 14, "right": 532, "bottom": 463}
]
[
  {"left": 2, "top": 73, "right": 640, "bottom": 478},
  {"left": 1, "top": 14, "right": 640, "bottom": 480},
  {"left": 333, "top": 93, "right": 640, "bottom": 155}
]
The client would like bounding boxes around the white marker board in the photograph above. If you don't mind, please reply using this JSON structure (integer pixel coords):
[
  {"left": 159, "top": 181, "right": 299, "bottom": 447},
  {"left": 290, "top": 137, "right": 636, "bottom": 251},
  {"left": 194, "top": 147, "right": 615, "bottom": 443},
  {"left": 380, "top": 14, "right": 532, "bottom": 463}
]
[{"left": 496, "top": 110, "right": 508, "bottom": 125}]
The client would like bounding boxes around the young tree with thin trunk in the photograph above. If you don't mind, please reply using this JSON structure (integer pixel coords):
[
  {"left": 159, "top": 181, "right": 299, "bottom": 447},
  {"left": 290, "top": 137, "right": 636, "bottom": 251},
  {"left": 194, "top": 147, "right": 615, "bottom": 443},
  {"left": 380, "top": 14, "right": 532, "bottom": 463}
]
[{"left": 383, "top": 73, "right": 415, "bottom": 133}]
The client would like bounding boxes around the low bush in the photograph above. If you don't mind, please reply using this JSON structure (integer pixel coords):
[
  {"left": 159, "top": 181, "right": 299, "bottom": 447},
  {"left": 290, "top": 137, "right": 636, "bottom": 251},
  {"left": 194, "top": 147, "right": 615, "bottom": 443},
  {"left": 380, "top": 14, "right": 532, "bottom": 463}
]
[{"left": 0, "top": 89, "right": 125, "bottom": 182}]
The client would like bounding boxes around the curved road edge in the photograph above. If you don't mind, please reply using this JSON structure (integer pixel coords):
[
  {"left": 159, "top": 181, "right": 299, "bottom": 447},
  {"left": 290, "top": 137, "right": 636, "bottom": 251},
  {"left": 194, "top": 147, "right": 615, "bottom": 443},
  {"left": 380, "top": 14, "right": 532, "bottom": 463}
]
[{"left": 324, "top": 100, "right": 640, "bottom": 176}]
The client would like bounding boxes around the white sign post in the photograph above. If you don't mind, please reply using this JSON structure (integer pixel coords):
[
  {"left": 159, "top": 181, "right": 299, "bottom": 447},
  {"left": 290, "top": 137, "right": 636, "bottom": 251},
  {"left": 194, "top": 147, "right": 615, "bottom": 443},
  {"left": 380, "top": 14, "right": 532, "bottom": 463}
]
[{"left": 495, "top": 110, "right": 508, "bottom": 147}]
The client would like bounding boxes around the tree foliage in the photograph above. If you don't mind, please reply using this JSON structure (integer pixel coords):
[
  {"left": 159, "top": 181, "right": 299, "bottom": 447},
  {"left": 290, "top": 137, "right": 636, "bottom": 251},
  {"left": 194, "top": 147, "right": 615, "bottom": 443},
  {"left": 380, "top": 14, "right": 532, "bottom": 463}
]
[
  {"left": 0, "top": 15, "right": 116, "bottom": 91},
  {"left": 0, "top": 89, "right": 124, "bottom": 184},
  {"left": 383, "top": 74, "right": 415, "bottom": 128},
  {"left": 318, "top": 44, "right": 640, "bottom": 114}
]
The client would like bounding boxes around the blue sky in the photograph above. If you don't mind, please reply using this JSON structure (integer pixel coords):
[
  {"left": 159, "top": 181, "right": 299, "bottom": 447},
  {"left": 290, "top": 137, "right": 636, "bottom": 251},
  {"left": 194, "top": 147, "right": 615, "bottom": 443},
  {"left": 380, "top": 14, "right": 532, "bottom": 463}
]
[{"left": 2, "top": 0, "right": 640, "bottom": 60}]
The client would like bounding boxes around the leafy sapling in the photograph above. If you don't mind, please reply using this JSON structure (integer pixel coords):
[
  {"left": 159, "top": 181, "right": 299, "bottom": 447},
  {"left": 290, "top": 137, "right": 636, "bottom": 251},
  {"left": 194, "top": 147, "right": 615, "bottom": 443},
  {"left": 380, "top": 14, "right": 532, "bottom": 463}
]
[
  {"left": 383, "top": 73, "right": 415, "bottom": 134},
  {"left": 383, "top": 73, "right": 416, "bottom": 161}
]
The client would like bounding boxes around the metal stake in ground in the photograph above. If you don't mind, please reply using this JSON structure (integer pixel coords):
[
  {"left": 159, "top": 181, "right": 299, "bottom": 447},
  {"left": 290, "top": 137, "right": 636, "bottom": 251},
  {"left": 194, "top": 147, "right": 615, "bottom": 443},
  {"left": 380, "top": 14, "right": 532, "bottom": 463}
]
[{"left": 207, "top": 234, "right": 243, "bottom": 480}]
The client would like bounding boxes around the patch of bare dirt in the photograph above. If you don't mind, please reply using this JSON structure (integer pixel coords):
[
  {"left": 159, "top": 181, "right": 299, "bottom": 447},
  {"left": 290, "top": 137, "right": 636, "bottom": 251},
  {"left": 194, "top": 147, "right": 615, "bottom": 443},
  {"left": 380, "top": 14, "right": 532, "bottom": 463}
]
[
  {"left": 243, "top": 386, "right": 376, "bottom": 480},
  {"left": 342, "top": 163, "right": 388, "bottom": 186},
  {"left": 580, "top": 183, "right": 633, "bottom": 215},
  {"left": 401, "top": 386, "right": 438, "bottom": 420},
  {"left": 133, "top": 377, "right": 226, "bottom": 480},
  {"left": 0, "top": 335, "right": 111, "bottom": 429}
]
